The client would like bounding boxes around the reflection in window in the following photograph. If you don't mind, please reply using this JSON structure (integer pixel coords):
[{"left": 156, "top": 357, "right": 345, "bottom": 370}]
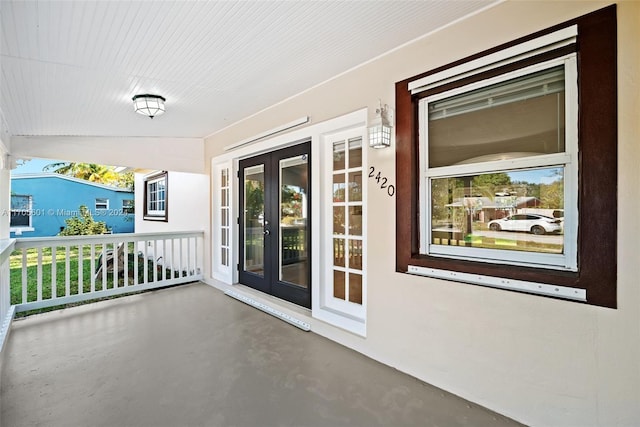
[
  {"left": 348, "top": 172, "right": 362, "bottom": 202},
  {"left": 348, "top": 138, "right": 362, "bottom": 168},
  {"left": 431, "top": 168, "right": 564, "bottom": 254},
  {"left": 243, "top": 165, "right": 264, "bottom": 275},
  {"left": 333, "top": 206, "right": 345, "bottom": 235},
  {"left": 348, "top": 239, "right": 363, "bottom": 270},
  {"left": 420, "top": 56, "right": 577, "bottom": 271},
  {"left": 220, "top": 167, "right": 230, "bottom": 267},
  {"left": 333, "top": 174, "right": 346, "bottom": 202},
  {"left": 333, "top": 141, "right": 345, "bottom": 170},
  {"left": 331, "top": 137, "right": 364, "bottom": 304},
  {"left": 334, "top": 238, "right": 345, "bottom": 267},
  {"left": 279, "top": 154, "right": 309, "bottom": 288},
  {"left": 348, "top": 206, "right": 363, "bottom": 236}
]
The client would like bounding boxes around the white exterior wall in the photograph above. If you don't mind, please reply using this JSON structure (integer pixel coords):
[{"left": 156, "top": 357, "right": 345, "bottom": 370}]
[
  {"left": 135, "top": 171, "right": 209, "bottom": 273},
  {"left": 204, "top": 2, "right": 640, "bottom": 426},
  {"left": 135, "top": 171, "right": 209, "bottom": 234}
]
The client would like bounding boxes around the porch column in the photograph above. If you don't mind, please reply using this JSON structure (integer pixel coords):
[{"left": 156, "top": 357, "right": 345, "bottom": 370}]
[{"left": 0, "top": 145, "right": 11, "bottom": 239}]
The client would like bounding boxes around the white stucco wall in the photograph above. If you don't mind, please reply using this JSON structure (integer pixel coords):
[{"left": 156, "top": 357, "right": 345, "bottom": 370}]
[
  {"left": 134, "top": 171, "right": 209, "bottom": 234},
  {"left": 134, "top": 171, "right": 210, "bottom": 275},
  {"left": 204, "top": 2, "right": 640, "bottom": 426}
]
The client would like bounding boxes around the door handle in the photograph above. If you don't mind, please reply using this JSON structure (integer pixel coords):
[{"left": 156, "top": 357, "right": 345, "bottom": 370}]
[{"left": 263, "top": 229, "right": 270, "bottom": 235}]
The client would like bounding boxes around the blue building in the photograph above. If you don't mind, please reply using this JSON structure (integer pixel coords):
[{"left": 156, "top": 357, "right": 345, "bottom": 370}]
[{"left": 9, "top": 173, "right": 134, "bottom": 238}]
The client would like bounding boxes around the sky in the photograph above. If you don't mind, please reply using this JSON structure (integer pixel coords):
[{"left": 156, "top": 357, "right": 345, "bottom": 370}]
[
  {"left": 12, "top": 158, "right": 63, "bottom": 174},
  {"left": 507, "top": 168, "right": 562, "bottom": 185}
]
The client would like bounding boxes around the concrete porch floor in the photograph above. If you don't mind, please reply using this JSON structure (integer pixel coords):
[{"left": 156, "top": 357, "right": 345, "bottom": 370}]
[{"left": 1, "top": 283, "right": 522, "bottom": 427}]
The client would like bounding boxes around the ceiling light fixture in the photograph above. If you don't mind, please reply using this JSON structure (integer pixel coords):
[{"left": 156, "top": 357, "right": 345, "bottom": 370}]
[{"left": 132, "top": 94, "right": 166, "bottom": 119}]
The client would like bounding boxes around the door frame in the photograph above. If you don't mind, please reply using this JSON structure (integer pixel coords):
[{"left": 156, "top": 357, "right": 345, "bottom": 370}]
[
  {"left": 238, "top": 141, "right": 311, "bottom": 308},
  {"left": 210, "top": 108, "right": 369, "bottom": 336}
]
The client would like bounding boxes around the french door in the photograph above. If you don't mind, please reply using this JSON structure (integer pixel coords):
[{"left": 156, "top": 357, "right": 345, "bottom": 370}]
[{"left": 238, "top": 141, "right": 311, "bottom": 308}]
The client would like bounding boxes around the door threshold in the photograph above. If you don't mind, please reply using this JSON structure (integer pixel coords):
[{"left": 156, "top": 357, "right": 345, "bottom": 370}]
[{"left": 224, "top": 288, "right": 311, "bottom": 331}]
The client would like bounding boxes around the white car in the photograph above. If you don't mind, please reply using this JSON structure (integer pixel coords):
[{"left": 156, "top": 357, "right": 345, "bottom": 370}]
[{"left": 488, "top": 214, "right": 562, "bottom": 235}]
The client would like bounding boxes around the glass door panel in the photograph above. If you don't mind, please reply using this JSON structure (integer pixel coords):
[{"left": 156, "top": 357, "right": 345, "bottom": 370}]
[
  {"left": 238, "top": 141, "right": 311, "bottom": 308},
  {"left": 279, "top": 155, "right": 309, "bottom": 288},
  {"left": 243, "top": 164, "right": 265, "bottom": 276}
]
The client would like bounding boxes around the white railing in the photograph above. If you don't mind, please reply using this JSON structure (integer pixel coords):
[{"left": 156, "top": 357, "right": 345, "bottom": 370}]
[
  {"left": 1, "top": 238, "right": 16, "bottom": 353},
  {"left": 10, "top": 231, "right": 204, "bottom": 313}
]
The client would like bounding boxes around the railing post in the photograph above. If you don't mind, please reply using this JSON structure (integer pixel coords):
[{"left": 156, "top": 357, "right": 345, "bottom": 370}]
[
  {"left": 21, "top": 249, "right": 27, "bottom": 304},
  {"left": 1, "top": 239, "right": 17, "bottom": 354},
  {"left": 51, "top": 246, "right": 57, "bottom": 299},
  {"left": 90, "top": 244, "right": 96, "bottom": 293}
]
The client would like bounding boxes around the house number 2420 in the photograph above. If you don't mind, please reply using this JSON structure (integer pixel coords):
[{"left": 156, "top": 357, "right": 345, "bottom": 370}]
[{"left": 369, "top": 166, "right": 395, "bottom": 197}]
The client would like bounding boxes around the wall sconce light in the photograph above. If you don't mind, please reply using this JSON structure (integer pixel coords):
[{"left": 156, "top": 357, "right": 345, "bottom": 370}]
[
  {"left": 368, "top": 102, "right": 392, "bottom": 149},
  {"left": 132, "top": 94, "right": 166, "bottom": 119}
]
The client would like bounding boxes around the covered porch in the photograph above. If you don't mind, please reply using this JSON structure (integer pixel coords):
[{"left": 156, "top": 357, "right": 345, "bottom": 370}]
[
  {"left": 1, "top": 1, "right": 638, "bottom": 426},
  {"left": 1, "top": 282, "right": 519, "bottom": 426}
]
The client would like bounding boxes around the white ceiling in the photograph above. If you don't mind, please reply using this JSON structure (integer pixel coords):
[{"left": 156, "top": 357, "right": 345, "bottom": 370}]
[{"left": 1, "top": 0, "right": 497, "bottom": 139}]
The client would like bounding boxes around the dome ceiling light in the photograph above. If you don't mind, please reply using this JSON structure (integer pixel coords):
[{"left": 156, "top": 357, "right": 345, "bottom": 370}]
[{"left": 132, "top": 94, "right": 166, "bottom": 119}]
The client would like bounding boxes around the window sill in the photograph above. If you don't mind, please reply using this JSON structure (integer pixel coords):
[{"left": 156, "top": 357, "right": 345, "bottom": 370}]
[
  {"left": 407, "top": 264, "right": 585, "bottom": 301},
  {"left": 10, "top": 227, "right": 35, "bottom": 235},
  {"left": 143, "top": 216, "right": 168, "bottom": 222}
]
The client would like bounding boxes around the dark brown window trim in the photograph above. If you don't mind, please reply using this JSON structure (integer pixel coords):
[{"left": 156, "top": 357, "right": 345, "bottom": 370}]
[
  {"left": 395, "top": 5, "right": 617, "bottom": 308},
  {"left": 143, "top": 171, "right": 169, "bottom": 222}
]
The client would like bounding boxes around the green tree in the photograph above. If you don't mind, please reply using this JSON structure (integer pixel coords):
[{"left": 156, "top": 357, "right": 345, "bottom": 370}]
[
  {"left": 513, "top": 181, "right": 541, "bottom": 199},
  {"left": 245, "top": 181, "right": 264, "bottom": 224},
  {"left": 58, "top": 205, "right": 108, "bottom": 236},
  {"left": 281, "top": 185, "right": 302, "bottom": 220},
  {"left": 44, "top": 162, "right": 133, "bottom": 190},
  {"left": 471, "top": 173, "right": 511, "bottom": 193},
  {"left": 431, "top": 177, "right": 461, "bottom": 224},
  {"left": 540, "top": 179, "right": 564, "bottom": 209},
  {"left": 115, "top": 171, "right": 135, "bottom": 190}
]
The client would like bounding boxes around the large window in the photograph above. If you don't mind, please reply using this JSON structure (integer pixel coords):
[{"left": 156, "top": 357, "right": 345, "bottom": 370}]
[
  {"left": 420, "top": 59, "right": 577, "bottom": 271},
  {"left": 395, "top": 6, "right": 617, "bottom": 307},
  {"left": 144, "top": 172, "right": 168, "bottom": 221}
]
